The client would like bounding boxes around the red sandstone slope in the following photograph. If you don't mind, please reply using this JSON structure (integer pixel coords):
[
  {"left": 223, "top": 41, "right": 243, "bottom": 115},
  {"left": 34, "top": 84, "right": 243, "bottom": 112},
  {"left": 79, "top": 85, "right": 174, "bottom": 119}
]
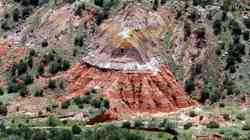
[
  {"left": 63, "top": 63, "right": 195, "bottom": 113},
  {"left": 60, "top": 3, "right": 196, "bottom": 120}
]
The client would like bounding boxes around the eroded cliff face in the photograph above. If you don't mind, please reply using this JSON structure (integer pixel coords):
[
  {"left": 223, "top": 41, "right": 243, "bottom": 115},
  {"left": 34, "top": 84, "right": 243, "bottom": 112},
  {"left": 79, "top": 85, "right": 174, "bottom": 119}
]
[
  {"left": 60, "top": 2, "right": 196, "bottom": 120},
  {"left": 62, "top": 63, "right": 195, "bottom": 114},
  {"left": 0, "top": 42, "right": 28, "bottom": 70}
]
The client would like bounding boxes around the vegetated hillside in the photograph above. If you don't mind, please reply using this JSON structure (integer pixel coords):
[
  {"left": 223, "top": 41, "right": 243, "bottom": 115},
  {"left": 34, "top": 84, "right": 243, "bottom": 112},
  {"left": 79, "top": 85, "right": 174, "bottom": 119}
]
[
  {"left": 0, "top": 0, "right": 249, "bottom": 140},
  {"left": 164, "top": 0, "right": 250, "bottom": 103}
]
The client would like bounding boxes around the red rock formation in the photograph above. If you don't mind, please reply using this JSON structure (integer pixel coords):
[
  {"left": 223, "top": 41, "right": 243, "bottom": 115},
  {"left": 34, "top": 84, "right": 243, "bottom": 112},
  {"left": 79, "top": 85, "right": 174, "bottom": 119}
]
[
  {"left": 60, "top": 2, "right": 196, "bottom": 120},
  {"left": 87, "top": 110, "right": 119, "bottom": 124},
  {"left": 0, "top": 41, "right": 9, "bottom": 56},
  {"left": 62, "top": 63, "right": 195, "bottom": 114}
]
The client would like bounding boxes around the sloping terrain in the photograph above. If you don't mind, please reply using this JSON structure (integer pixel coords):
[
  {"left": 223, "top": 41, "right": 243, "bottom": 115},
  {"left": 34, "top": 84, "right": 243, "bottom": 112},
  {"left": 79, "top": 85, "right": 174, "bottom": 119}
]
[
  {"left": 0, "top": 0, "right": 249, "bottom": 140},
  {"left": 60, "top": 3, "right": 195, "bottom": 120}
]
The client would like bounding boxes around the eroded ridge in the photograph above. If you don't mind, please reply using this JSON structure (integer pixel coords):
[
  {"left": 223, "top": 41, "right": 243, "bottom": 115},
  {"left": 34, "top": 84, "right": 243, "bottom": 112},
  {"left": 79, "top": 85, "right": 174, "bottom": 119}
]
[
  {"left": 82, "top": 3, "right": 176, "bottom": 71},
  {"left": 61, "top": 3, "right": 196, "bottom": 120}
]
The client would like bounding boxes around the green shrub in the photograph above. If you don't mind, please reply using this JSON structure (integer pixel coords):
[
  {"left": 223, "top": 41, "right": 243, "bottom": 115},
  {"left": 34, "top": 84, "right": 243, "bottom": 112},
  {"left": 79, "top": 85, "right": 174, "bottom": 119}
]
[
  {"left": 17, "top": 60, "right": 28, "bottom": 75},
  {"left": 29, "top": 49, "right": 36, "bottom": 57},
  {"left": 0, "top": 103, "right": 7, "bottom": 116},
  {"left": 62, "top": 60, "right": 70, "bottom": 71},
  {"left": 59, "top": 80, "right": 65, "bottom": 89},
  {"left": 58, "top": 129, "right": 73, "bottom": 140},
  {"left": 7, "top": 82, "right": 25, "bottom": 93},
  {"left": 34, "top": 89, "right": 44, "bottom": 97},
  {"left": 31, "top": 129, "right": 47, "bottom": 140},
  {"left": 22, "top": 73, "right": 34, "bottom": 85},
  {"left": 191, "top": 64, "right": 202, "bottom": 76},
  {"left": 37, "top": 64, "right": 45, "bottom": 75},
  {"left": 48, "top": 80, "right": 56, "bottom": 89},
  {"left": 222, "top": 0, "right": 232, "bottom": 11},
  {"left": 184, "top": 122, "right": 193, "bottom": 130},
  {"left": 244, "top": 17, "right": 250, "bottom": 29},
  {"left": 48, "top": 62, "right": 60, "bottom": 74},
  {"left": 189, "top": 111, "right": 197, "bottom": 117},
  {"left": 230, "top": 20, "right": 242, "bottom": 36},
  {"left": 73, "top": 96, "right": 82, "bottom": 105},
  {"left": 73, "top": 48, "right": 77, "bottom": 56},
  {"left": 0, "top": 122, "right": 6, "bottom": 131},
  {"left": 193, "top": 0, "right": 211, "bottom": 7},
  {"left": 223, "top": 113, "right": 230, "bottom": 121},
  {"left": 41, "top": 40, "right": 48, "bottom": 47},
  {"left": 62, "top": 120, "right": 68, "bottom": 125},
  {"left": 232, "top": 131, "right": 240, "bottom": 138},
  {"left": 243, "top": 31, "right": 249, "bottom": 41},
  {"left": 0, "top": 88, "right": 4, "bottom": 96},
  {"left": 102, "top": 98, "right": 110, "bottom": 109},
  {"left": 95, "top": 10, "right": 109, "bottom": 25},
  {"left": 161, "top": 119, "right": 177, "bottom": 130},
  {"left": 153, "top": 0, "right": 159, "bottom": 10},
  {"left": 213, "top": 19, "right": 222, "bottom": 35},
  {"left": 122, "top": 121, "right": 131, "bottom": 128},
  {"left": 72, "top": 124, "right": 81, "bottom": 134},
  {"left": 134, "top": 119, "right": 143, "bottom": 128},
  {"left": 12, "top": 8, "right": 20, "bottom": 22},
  {"left": 236, "top": 113, "right": 246, "bottom": 121},
  {"left": 199, "top": 87, "right": 210, "bottom": 103},
  {"left": 19, "top": 86, "right": 29, "bottom": 97},
  {"left": 74, "top": 35, "right": 84, "bottom": 47},
  {"left": 74, "top": 3, "right": 85, "bottom": 16},
  {"left": 94, "top": 0, "right": 104, "bottom": 7},
  {"left": 91, "top": 98, "right": 102, "bottom": 108},
  {"left": 47, "top": 116, "right": 59, "bottom": 127},
  {"left": 210, "top": 93, "right": 220, "bottom": 103},
  {"left": 242, "top": 121, "right": 250, "bottom": 130},
  {"left": 81, "top": 124, "right": 145, "bottom": 140},
  {"left": 78, "top": 104, "right": 83, "bottom": 109},
  {"left": 219, "top": 103, "right": 225, "bottom": 108},
  {"left": 27, "top": 56, "right": 33, "bottom": 68},
  {"left": 61, "top": 101, "right": 71, "bottom": 109},
  {"left": 207, "top": 121, "right": 220, "bottom": 129},
  {"left": 185, "top": 79, "right": 195, "bottom": 93}
]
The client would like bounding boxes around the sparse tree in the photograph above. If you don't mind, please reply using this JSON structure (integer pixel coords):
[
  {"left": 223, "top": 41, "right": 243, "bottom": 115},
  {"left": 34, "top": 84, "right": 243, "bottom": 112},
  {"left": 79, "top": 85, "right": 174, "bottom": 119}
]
[
  {"left": 13, "top": 8, "right": 20, "bottom": 22},
  {"left": 47, "top": 116, "right": 59, "bottom": 127},
  {"left": 213, "top": 19, "right": 222, "bottom": 35},
  {"left": 243, "top": 31, "right": 249, "bottom": 41},
  {"left": 153, "top": 0, "right": 159, "bottom": 11},
  {"left": 94, "top": 0, "right": 104, "bottom": 7},
  {"left": 61, "top": 101, "right": 70, "bottom": 109},
  {"left": 185, "top": 79, "right": 195, "bottom": 93},
  {"left": 207, "top": 121, "right": 219, "bottom": 128},
  {"left": 0, "top": 88, "right": 4, "bottom": 96},
  {"left": 0, "top": 103, "right": 7, "bottom": 116},
  {"left": 37, "top": 64, "right": 45, "bottom": 75},
  {"left": 62, "top": 60, "right": 70, "bottom": 71},
  {"left": 48, "top": 79, "right": 56, "bottom": 89},
  {"left": 244, "top": 18, "right": 250, "bottom": 29},
  {"left": 72, "top": 124, "right": 81, "bottom": 134}
]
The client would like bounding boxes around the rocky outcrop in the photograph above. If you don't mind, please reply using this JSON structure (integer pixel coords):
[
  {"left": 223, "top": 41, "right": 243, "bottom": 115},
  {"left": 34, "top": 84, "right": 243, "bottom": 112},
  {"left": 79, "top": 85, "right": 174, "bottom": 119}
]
[
  {"left": 0, "top": 42, "right": 27, "bottom": 70},
  {"left": 82, "top": 3, "right": 176, "bottom": 72},
  {"left": 87, "top": 110, "right": 119, "bottom": 124},
  {"left": 60, "top": 2, "right": 196, "bottom": 120},
  {"left": 62, "top": 63, "right": 195, "bottom": 115}
]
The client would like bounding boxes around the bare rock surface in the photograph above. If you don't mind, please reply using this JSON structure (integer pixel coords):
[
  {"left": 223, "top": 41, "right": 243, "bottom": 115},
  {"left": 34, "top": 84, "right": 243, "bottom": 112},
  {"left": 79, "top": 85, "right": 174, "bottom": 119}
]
[
  {"left": 60, "top": 3, "right": 196, "bottom": 121},
  {"left": 82, "top": 3, "right": 176, "bottom": 71}
]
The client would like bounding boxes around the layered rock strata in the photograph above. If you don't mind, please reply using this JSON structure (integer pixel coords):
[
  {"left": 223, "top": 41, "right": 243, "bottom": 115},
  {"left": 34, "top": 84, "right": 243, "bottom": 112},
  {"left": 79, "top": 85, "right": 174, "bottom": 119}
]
[{"left": 60, "top": 2, "right": 196, "bottom": 119}]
